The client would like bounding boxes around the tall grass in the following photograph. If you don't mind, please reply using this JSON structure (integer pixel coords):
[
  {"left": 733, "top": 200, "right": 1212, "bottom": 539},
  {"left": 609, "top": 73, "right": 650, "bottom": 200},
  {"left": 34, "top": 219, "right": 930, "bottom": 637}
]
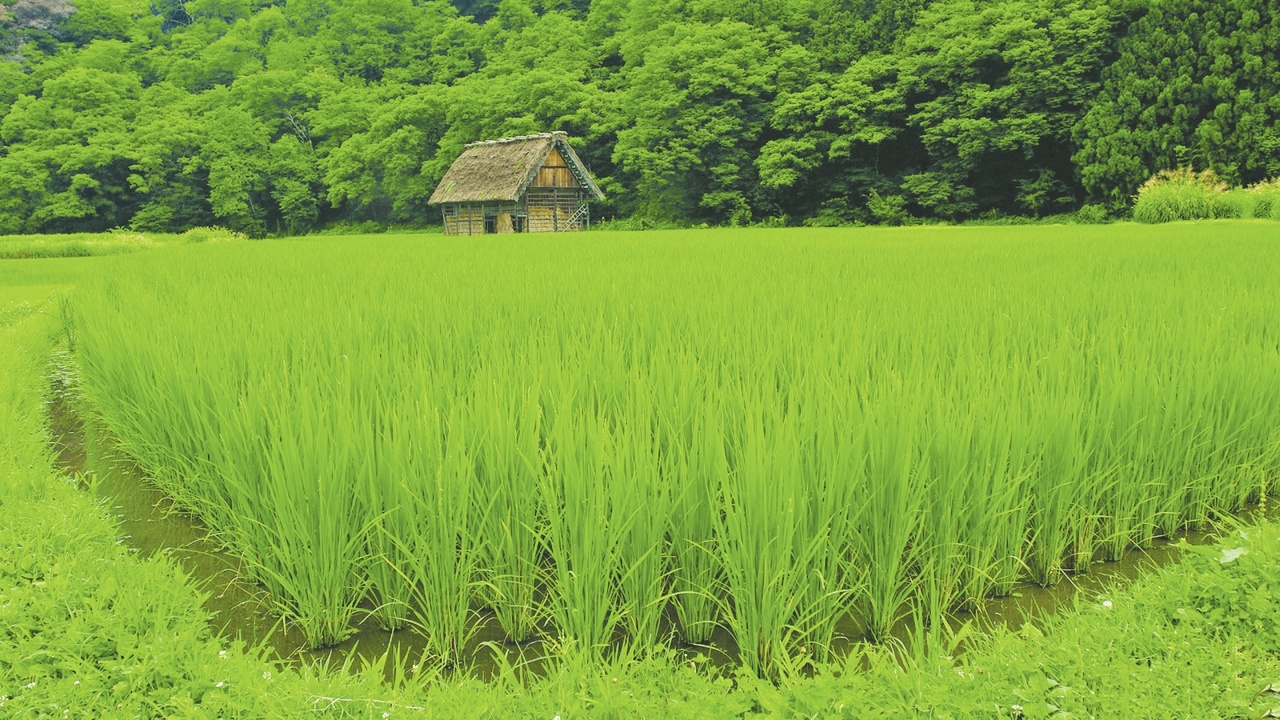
[
  {"left": 1132, "top": 169, "right": 1280, "bottom": 223},
  {"left": 72, "top": 226, "right": 1280, "bottom": 674}
]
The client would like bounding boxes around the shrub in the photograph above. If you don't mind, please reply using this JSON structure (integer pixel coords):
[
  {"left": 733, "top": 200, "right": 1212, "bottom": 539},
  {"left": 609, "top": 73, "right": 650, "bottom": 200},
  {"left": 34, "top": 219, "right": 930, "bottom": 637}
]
[
  {"left": 1211, "top": 190, "right": 1246, "bottom": 219},
  {"left": 590, "top": 217, "right": 687, "bottom": 231},
  {"left": 312, "top": 220, "right": 387, "bottom": 236},
  {"left": 866, "top": 190, "right": 910, "bottom": 226},
  {"left": 1244, "top": 179, "right": 1280, "bottom": 219},
  {"left": 179, "top": 226, "right": 248, "bottom": 243},
  {"left": 1075, "top": 204, "right": 1110, "bottom": 224},
  {"left": 1132, "top": 168, "right": 1228, "bottom": 223}
]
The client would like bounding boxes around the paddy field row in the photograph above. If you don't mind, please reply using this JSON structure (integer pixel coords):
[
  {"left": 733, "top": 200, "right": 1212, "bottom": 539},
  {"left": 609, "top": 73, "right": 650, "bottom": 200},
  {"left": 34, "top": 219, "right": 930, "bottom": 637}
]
[{"left": 68, "top": 223, "right": 1280, "bottom": 675}]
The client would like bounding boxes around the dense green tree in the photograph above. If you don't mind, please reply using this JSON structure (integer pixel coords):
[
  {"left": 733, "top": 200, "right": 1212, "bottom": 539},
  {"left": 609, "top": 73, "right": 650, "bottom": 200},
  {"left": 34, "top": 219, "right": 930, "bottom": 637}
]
[
  {"left": 760, "top": 0, "right": 1114, "bottom": 221},
  {"left": 1074, "top": 0, "right": 1280, "bottom": 207},
  {"left": 126, "top": 82, "right": 215, "bottom": 231},
  {"left": 0, "top": 45, "right": 140, "bottom": 232},
  {"left": 806, "top": 0, "right": 932, "bottom": 70},
  {"left": 62, "top": 0, "right": 143, "bottom": 44},
  {"left": 267, "top": 133, "right": 321, "bottom": 233},
  {"left": 895, "top": 0, "right": 1115, "bottom": 217},
  {"left": 612, "top": 20, "right": 810, "bottom": 223},
  {"left": 322, "top": 84, "right": 449, "bottom": 222}
]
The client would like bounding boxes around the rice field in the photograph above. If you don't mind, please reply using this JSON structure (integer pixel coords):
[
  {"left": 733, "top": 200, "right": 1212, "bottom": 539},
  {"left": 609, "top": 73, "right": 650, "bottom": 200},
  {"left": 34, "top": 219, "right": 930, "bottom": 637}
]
[{"left": 69, "top": 223, "right": 1280, "bottom": 675}]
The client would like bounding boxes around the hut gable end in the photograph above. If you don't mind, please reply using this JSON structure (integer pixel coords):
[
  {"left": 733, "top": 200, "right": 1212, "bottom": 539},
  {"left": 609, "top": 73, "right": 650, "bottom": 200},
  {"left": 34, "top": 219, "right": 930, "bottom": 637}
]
[{"left": 533, "top": 148, "right": 580, "bottom": 189}]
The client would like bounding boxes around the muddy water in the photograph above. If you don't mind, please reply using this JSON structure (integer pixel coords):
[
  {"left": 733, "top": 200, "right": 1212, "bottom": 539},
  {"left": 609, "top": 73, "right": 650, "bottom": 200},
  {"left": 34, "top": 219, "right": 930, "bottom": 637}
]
[
  {"left": 48, "top": 383, "right": 1274, "bottom": 678},
  {"left": 49, "top": 387, "right": 560, "bottom": 678}
]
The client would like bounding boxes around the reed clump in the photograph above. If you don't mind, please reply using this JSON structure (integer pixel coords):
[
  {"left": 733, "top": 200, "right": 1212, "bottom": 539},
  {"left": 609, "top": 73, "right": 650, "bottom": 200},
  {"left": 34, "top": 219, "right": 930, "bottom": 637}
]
[
  {"left": 1243, "top": 178, "right": 1280, "bottom": 220},
  {"left": 1131, "top": 168, "right": 1280, "bottom": 223}
]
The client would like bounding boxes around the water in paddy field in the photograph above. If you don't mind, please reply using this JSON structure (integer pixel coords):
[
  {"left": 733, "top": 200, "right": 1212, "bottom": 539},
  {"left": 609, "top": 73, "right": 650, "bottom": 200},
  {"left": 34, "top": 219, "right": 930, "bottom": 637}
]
[
  {"left": 46, "top": 371, "right": 1278, "bottom": 679},
  {"left": 46, "top": 373, "right": 559, "bottom": 680}
]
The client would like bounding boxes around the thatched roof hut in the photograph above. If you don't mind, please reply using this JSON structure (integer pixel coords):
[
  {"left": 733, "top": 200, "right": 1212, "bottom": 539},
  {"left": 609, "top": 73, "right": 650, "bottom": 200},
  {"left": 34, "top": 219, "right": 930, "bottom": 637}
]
[{"left": 428, "top": 132, "right": 604, "bottom": 234}]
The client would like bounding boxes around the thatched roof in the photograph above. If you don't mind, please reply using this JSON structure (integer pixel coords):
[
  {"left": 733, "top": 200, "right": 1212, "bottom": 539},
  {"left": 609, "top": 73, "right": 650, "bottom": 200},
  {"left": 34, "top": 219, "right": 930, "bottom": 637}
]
[{"left": 428, "top": 132, "right": 605, "bottom": 205}]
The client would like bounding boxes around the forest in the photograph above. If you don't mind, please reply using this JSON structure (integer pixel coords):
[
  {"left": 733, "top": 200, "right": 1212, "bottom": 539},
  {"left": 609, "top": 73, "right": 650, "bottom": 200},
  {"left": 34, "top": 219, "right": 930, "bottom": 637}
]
[{"left": 1, "top": 0, "right": 1277, "bottom": 235}]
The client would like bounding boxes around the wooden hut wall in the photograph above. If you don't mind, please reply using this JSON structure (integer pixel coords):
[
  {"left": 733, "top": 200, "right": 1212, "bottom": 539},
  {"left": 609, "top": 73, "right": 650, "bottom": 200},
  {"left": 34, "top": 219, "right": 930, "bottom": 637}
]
[
  {"left": 443, "top": 204, "right": 486, "bottom": 235},
  {"left": 533, "top": 148, "right": 580, "bottom": 189},
  {"left": 525, "top": 189, "right": 584, "bottom": 232},
  {"left": 443, "top": 203, "right": 526, "bottom": 234}
]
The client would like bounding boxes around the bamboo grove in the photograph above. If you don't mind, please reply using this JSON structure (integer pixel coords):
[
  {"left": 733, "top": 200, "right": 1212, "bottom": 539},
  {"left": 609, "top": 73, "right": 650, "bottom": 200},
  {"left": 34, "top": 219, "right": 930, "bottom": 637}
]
[{"left": 72, "top": 226, "right": 1280, "bottom": 674}]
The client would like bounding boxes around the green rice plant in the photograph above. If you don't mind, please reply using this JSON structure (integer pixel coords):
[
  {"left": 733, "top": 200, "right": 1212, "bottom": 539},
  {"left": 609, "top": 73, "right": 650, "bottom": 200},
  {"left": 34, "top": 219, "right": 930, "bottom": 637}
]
[
  {"left": 537, "top": 392, "right": 630, "bottom": 657},
  {"left": 1092, "top": 411, "right": 1148, "bottom": 560},
  {"left": 386, "top": 400, "right": 483, "bottom": 667},
  {"left": 611, "top": 389, "right": 673, "bottom": 651},
  {"left": 471, "top": 374, "right": 545, "bottom": 644},
  {"left": 850, "top": 393, "right": 928, "bottom": 642},
  {"left": 360, "top": 399, "right": 413, "bottom": 631},
  {"left": 236, "top": 369, "right": 369, "bottom": 648},
  {"left": 662, "top": 374, "right": 725, "bottom": 646},
  {"left": 711, "top": 390, "right": 827, "bottom": 675},
  {"left": 952, "top": 391, "right": 1035, "bottom": 606},
  {"left": 68, "top": 224, "right": 1280, "bottom": 669},
  {"left": 791, "top": 377, "right": 867, "bottom": 661},
  {"left": 918, "top": 401, "right": 979, "bottom": 623},
  {"left": 1025, "top": 346, "right": 1091, "bottom": 586}
]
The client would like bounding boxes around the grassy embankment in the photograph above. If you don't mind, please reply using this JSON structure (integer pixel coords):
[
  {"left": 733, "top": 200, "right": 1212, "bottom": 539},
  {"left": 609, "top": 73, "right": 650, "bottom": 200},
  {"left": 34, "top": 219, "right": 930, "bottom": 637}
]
[
  {"left": 0, "top": 228, "right": 246, "bottom": 259},
  {"left": 3, "top": 228, "right": 1280, "bottom": 717}
]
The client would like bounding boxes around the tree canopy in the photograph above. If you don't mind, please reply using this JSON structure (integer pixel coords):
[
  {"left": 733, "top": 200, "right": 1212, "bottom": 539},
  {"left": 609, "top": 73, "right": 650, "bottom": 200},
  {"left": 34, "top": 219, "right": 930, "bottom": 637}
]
[{"left": 0, "top": 0, "right": 1276, "bottom": 234}]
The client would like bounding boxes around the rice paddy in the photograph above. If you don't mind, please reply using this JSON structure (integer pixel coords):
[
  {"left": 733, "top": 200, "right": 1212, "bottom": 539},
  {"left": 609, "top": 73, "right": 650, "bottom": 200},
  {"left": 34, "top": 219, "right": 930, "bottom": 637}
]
[{"left": 69, "top": 223, "right": 1280, "bottom": 676}]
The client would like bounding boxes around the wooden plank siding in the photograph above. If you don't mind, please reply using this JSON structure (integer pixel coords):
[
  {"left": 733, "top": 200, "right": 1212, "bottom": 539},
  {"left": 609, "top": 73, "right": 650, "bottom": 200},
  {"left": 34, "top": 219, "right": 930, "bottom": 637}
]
[
  {"left": 526, "top": 189, "right": 584, "bottom": 232},
  {"left": 532, "top": 148, "right": 580, "bottom": 189},
  {"left": 443, "top": 205, "right": 486, "bottom": 235}
]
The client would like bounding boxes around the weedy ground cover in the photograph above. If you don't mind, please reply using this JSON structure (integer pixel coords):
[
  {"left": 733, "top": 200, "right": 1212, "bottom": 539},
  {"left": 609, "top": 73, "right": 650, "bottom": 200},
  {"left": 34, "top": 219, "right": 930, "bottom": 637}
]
[
  {"left": 0, "top": 227, "right": 246, "bottom": 259},
  {"left": 68, "top": 223, "right": 1280, "bottom": 675}
]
